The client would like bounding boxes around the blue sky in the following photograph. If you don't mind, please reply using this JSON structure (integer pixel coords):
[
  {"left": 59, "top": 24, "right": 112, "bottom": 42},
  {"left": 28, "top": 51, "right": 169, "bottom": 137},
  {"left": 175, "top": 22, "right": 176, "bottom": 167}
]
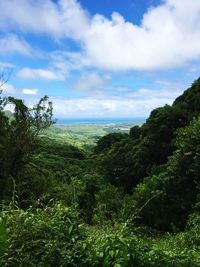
[{"left": 0, "top": 0, "right": 200, "bottom": 118}]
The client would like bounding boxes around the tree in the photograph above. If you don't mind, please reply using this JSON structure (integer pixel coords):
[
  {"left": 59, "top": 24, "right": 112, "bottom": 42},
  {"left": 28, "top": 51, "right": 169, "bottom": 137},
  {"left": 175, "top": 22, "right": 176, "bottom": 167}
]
[
  {"left": 0, "top": 95, "right": 54, "bottom": 200},
  {"left": 95, "top": 132, "right": 127, "bottom": 153},
  {"left": 130, "top": 125, "right": 141, "bottom": 140},
  {"left": 99, "top": 79, "right": 200, "bottom": 193},
  {"left": 129, "top": 117, "right": 200, "bottom": 231}
]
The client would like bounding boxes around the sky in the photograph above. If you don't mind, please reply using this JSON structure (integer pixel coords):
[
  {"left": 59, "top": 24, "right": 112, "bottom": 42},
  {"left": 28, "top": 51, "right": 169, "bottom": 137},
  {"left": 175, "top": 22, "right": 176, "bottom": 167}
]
[{"left": 0, "top": 0, "right": 200, "bottom": 118}]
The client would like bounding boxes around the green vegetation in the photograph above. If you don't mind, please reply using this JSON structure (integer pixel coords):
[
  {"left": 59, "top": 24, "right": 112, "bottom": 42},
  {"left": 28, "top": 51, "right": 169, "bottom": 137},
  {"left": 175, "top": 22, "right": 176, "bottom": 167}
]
[
  {"left": 1, "top": 78, "right": 200, "bottom": 266},
  {"left": 42, "top": 123, "right": 134, "bottom": 150}
]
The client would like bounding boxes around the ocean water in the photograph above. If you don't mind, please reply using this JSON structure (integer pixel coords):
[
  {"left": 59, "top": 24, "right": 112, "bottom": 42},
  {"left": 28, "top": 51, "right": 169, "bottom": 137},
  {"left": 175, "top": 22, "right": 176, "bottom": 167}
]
[{"left": 55, "top": 117, "right": 145, "bottom": 125}]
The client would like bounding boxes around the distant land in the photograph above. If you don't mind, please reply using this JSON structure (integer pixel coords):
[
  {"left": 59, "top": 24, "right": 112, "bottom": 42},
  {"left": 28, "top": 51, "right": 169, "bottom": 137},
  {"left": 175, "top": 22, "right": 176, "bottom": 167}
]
[
  {"left": 55, "top": 117, "right": 146, "bottom": 125},
  {"left": 43, "top": 117, "right": 146, "bottom": 148}
]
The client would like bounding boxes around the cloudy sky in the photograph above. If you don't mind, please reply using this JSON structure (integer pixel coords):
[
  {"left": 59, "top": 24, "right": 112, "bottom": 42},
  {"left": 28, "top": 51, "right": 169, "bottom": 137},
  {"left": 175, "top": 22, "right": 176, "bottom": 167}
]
[{"left": 0, "top": 0, "right": 200, "bottom": 118}]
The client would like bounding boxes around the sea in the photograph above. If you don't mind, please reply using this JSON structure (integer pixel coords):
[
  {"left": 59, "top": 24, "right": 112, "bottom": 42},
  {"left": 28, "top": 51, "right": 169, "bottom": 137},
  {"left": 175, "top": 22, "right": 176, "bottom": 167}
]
[{"left": 55, "top": 117, "right": 146, "bottom": 125}]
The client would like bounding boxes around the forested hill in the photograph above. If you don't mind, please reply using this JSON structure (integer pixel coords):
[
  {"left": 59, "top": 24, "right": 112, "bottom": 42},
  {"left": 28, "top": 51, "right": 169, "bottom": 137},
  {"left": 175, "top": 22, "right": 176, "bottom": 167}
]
[
  {"left": 96, "top": 77, "right": 200, "bottom": 229},
  {"left": 1, "top": 78, "right": 200, "bottom": 266},
  {"left": 97, "top": 78, "right": 200, "bottom": 192}
]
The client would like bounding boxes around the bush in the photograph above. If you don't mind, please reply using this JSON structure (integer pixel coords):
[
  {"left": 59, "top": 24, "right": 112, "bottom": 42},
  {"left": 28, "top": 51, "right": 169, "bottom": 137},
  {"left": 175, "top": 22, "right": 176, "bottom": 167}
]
[
  {"left": 0, "top": 203, "right": 89, "bottom": 267},
  {"left": 86, "top": 223, "right": 200, "bottom": 266},
  {"left": 92, "top": 184, "right": 124, "bottom": 224}
]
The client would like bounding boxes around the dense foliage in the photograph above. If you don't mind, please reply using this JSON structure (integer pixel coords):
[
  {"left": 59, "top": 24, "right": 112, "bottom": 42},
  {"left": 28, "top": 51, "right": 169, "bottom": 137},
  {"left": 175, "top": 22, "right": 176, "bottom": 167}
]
[
  {"left": 0, "top": 203, "right": 89, "bottom": 266},
  {"left": 1, "top": 78, "right": 200, "bottom": 266}
]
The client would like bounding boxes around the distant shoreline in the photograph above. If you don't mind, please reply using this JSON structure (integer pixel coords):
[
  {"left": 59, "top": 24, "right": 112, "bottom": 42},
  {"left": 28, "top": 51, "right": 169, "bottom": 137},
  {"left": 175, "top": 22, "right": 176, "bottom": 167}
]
[{"left": 55, "top": 118, "right": 146, "bottom": 126}]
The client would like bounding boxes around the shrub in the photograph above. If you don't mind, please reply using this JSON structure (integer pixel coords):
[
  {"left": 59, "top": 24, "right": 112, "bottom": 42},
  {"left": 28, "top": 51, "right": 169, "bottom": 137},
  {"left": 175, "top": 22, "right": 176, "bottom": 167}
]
[
  {"left": 86, "top": 224, "right": 200, "bottom": 266},
  {"left": 0, "top": 203, "right": 89, "bottom": 267}
]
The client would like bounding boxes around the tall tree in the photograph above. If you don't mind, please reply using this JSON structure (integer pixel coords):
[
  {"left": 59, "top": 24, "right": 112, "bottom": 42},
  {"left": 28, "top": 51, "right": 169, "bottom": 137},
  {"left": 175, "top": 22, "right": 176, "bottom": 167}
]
[{"left": 0, "top": 94, "right": 54, "bottom": 200}]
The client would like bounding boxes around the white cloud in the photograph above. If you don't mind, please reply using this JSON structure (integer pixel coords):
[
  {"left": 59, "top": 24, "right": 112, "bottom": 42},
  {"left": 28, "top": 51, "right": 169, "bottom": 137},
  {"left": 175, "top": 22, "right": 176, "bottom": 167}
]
[
  {"left": 84, "top": 2, "right": 200, "bottom": 70},
  {"left": 22, "top": 88, "right": 38, "bottom": 95},
  {"left": 51, "top": 85, "right": 184, "bottom": 118},
  {"left": 1, "top": 0, "right": 200, "bottom": 70},
  {"left": 0, "top": 61, "right": 15, "bottom": 68},
  {"left": 49, "top": 50, "right": 90, "bottom": 72},
  {"left": 51, "top": 97, "right": 163, "bottom": 118},
  {"left": 1, "top": 83, "right": 15, "bottom": 93},
  {"left": 17, "top": 51, "right": 72, "bottom": 80},
  {"left": 125, "top": 86, "right": 183, "bottom": 100},
  {"left": 0, "top": 0, "right": 89, "bottom": 40},
  {"left": 17, "top": 67, "right": 65, "bottom": 81},
  {"left": 72, "top": 72, "right": 107, "bottom": 92},
  {"left": 0, "top": 34, "right": 33, "bottom": 56},
  {"left": 15, "top": 80, "right": 186, "bottom": 118}
]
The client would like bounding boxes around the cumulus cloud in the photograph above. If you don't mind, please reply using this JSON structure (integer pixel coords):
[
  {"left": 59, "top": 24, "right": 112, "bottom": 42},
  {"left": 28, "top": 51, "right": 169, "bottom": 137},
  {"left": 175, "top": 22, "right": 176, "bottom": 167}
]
[
  {"left": 22, "top": 88, "right": 38, "bottom": 95},
  {"left": 51, "top": 97, "right": 163, "bottom": 118},
  {"left": 0, "top": 0, "right": 89, "bottom": 40},
  {"left": 84, "top": 2, "right": 200, "bottom": 70},
  {"left": 0, "top": 34, "right": 33, "bottom": 56},
  {"left": 17, "top": 67, "right": 65, "bottom": 81},
  {"left": 51, "top": 85, "right": 184, "bottom": 118},
  {"left": 17, "top": 52, "right": 73, "bottom": 81},
  {"left": 0, "top": 0, "right": 200, "bottom": 70}
]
